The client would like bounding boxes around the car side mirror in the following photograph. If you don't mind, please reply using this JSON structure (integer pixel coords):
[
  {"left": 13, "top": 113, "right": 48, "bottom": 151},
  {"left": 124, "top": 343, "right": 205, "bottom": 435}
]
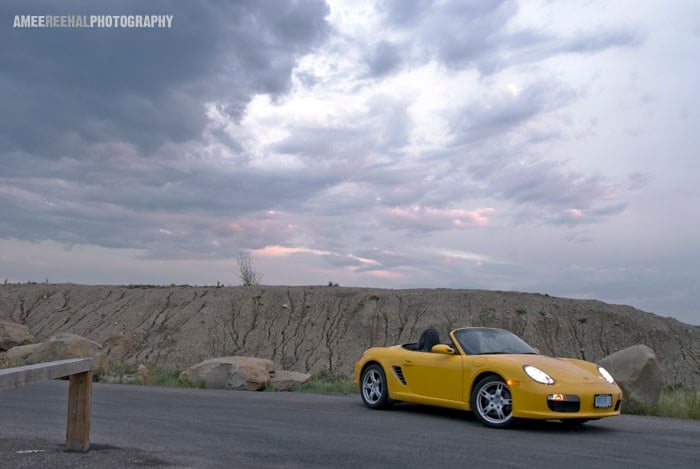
[{"left": 431, "top": 344, "right": 455, "bottom": 355}]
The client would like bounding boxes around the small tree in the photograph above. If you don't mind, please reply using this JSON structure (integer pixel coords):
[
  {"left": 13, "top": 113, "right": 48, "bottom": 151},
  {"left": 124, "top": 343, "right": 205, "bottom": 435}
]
[{"left": 237, "top": 253, "right": 263, "bottom": 286}]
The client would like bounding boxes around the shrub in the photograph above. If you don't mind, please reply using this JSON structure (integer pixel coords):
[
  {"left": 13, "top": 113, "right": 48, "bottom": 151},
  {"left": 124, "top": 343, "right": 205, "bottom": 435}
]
[{"left": 655, "top": 387, "right": 700, "bottom": 420}]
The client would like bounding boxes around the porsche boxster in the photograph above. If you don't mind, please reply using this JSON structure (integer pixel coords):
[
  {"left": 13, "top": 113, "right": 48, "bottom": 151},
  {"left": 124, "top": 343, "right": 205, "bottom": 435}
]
[{"left": 354, "top": 327, "right": 622, "bottom": 428}]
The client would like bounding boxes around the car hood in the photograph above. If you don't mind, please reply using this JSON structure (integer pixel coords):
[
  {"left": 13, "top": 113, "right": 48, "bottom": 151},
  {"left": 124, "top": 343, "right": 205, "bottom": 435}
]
[{"left": 485, "top": 354, "right": 605, "bottom": 384}]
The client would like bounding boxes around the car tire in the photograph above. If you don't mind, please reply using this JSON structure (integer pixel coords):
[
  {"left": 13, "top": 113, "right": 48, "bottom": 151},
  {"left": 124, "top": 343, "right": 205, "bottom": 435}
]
[
  {"left": 360, "top": 364, "right": 393, "bottom": 410},
  {"left": 471, "top": 375, "right": 514, "bottom": 428}
]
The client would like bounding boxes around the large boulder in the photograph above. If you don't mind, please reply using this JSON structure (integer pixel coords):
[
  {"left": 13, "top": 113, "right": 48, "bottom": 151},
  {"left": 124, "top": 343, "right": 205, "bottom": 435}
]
[
  {"left": 1, "top": 333, "right": 101, "bottom": 369},
  {"left": 598, "top": 344, "right": 664, "bottom": 414},
  {"left": 179, "top": 356, "right": 275, "bottom": 391},
  {"left": 270, "top": 370, "right": 311, "bottom": 391},
  {"left": 26, "top": 333, "right": 102, "bottom": 366},
  {"left": 1, "top": 343, "right": 42, "bottom": 367},
  {"left": 0, "top": 320, "right": 34, "bottom": 351}
]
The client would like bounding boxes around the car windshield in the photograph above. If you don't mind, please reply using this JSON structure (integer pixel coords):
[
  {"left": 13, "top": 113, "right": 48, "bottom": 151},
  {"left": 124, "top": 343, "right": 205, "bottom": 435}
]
[{"left": 452, "top": 328, "right": 537, "bottom": 355}]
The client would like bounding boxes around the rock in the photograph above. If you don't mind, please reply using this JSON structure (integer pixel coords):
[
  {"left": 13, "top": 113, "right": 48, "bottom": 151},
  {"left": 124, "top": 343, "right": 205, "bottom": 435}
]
[
  {"left": 1, "top": 344, "right": 42, "bottom": 367},
  {"left": 25, "top": 333, "right": 102, "bottom": 367},
  {"left": 598, "top": 344, "right": 664, "bottom": 414},
  {"left": 179, "top": 356, "right": 275, "bottom": 391},
  {"left": 0, "top": 320, "right": 34, "bottom": 351},
  {"left": 1, "top": 333, "right": 101, "bottom": 369},
  {"left": 270, "top": 370, "right": 311, "bottom": 391}
]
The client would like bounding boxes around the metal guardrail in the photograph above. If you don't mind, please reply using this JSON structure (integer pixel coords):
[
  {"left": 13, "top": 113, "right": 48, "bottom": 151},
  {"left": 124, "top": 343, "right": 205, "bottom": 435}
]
[{"left": 0, "top": 358, "right": 95, "bottom": 452}]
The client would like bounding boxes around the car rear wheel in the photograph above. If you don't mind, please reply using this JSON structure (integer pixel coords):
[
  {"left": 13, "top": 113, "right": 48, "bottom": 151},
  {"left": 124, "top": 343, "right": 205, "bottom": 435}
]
[
  {"left": 471, "top": 375, "right": 514, "bottom": 428},
  {"left": 360, "top": 364, "right": 393, "bottom": 410}
]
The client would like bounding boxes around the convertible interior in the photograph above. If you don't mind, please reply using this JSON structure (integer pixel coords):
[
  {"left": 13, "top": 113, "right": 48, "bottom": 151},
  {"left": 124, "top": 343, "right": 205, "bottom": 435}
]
[{"left": 402, "top": 328, "right": 458, "bottom": 353}]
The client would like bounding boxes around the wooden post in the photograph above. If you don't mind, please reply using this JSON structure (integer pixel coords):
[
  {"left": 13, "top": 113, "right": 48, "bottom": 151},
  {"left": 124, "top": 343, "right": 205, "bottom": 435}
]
[{"left": 65, "top": 370, "right": 93, "bottom": 452}]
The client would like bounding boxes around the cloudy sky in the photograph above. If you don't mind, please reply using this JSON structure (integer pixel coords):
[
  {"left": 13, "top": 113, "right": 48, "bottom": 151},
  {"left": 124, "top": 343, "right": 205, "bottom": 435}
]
[{"left": 1, "top": 1, "right": 698, "bottom": 325}]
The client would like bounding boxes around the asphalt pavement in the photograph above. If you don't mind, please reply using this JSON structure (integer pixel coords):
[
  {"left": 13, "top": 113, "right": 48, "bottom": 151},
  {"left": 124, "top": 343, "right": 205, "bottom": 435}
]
[{"left": 1, "top": 380, "right": 699, "bottom": 468}]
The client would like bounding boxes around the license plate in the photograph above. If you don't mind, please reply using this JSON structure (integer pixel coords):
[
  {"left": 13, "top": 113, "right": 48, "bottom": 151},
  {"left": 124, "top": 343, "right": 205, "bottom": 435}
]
[{"left": 595, "top": 394, "right": 612, "bottom": 408}]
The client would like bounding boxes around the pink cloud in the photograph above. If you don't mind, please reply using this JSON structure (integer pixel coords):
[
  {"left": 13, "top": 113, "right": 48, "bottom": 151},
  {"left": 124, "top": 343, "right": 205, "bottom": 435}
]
[
  {"left": 387, "top": 205, "right": 495, "bottom": 231},
  {"left": 362, "top": 269, "right": 406, "bottom": 281},
  {"left": 254, "top": 245, "right": 381, "bottom": 267},
  {"left": 254, "top": 245, "right": 329, "bottom": 257}
]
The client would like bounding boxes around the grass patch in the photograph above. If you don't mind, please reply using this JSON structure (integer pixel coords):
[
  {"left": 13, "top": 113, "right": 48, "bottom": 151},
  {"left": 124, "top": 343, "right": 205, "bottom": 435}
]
[
  {"left": 148, "top": 369, "right": 190, "bottom": 387},
  {"left": 96, "top": 362, "right": 140, "bottom": 385},
  {"left": 291, "top": 371, "right": 356, "bottom": 395},
  {"left": 654, "top": 387, "right": 700, "bottom": 420},
  {"left": 97, "top": 362, "right": 202, "bottom": 388}
]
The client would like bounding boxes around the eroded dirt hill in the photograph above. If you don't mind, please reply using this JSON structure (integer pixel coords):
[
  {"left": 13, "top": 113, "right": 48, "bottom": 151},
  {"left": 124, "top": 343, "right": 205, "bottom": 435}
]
[{"left": 1, "top": 284, "right": 698, "bottom": 387}]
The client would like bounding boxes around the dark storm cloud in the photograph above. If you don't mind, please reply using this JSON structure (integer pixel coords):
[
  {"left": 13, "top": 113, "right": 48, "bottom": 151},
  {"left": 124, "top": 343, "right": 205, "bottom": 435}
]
[
  {"left": 0, "top": 149, "right": 334, "bottom": 254},
  {"left": 0, "top": 0, "right": 330, "bottom": 256},
  {"left": 0, "top": 0, "right": 329, "bottom": 155}
]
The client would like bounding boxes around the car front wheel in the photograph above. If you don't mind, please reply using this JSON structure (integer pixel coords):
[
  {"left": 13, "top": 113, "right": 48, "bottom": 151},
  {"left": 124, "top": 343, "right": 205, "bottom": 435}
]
[
  {"left": 471, "top": 375, "right": 514, "bottom": 428},
  {"left": 360, "top": 364, "right": 393, "bottom": 410}
]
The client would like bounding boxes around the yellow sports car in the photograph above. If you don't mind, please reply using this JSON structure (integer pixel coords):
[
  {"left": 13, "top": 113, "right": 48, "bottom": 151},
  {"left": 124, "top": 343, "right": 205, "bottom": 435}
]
[{"left": 354, "top": 327, "right": 622, "bottom": 428}]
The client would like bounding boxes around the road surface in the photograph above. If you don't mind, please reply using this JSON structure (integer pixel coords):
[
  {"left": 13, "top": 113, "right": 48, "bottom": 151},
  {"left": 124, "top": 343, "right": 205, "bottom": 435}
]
[{"left": 0, "top": 380, "right": 698, "bottom": 468}]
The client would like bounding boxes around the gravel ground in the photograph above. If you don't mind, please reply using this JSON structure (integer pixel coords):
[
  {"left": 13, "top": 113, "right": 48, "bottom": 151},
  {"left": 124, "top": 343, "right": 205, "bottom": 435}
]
[{"left": 0, "top": 437, "right": 177, "bottom": 469}]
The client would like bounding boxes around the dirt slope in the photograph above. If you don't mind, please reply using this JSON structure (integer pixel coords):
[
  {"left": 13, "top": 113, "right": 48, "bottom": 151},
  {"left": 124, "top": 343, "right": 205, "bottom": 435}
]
[{"left": 1, "top": 284, "right": 698, "bottom": 387}]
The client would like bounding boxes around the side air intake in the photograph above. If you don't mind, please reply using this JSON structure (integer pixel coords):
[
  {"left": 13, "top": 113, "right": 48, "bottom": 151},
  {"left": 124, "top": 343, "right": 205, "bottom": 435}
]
[{"left": 392, "top": 366, "right": 407, "bottom": 385}]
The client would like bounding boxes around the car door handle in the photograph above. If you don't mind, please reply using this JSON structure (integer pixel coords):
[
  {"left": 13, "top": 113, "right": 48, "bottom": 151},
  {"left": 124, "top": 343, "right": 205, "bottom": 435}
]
[{"left": 403, "top": 360, "right": 414, "bottom": 366}]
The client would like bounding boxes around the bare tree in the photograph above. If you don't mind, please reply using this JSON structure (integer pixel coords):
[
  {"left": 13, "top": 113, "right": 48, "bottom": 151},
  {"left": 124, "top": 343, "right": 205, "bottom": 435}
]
[{"left": 237, "top": 253, "right": 263, "bottom": 286}]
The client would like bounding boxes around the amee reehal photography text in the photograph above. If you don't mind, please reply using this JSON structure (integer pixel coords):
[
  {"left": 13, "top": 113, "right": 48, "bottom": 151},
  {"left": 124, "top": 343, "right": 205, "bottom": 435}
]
[{"left": 12, "top": 14, "right": 173, "bottom": 28}]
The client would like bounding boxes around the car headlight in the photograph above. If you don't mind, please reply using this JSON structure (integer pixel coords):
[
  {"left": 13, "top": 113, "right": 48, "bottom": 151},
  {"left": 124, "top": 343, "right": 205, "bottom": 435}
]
[
  {"left": 597, "top": 366, "right": 616, "bottom": 384},
  {"left": 523, "top": 365, "right": 555, "bottom": 385}
]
